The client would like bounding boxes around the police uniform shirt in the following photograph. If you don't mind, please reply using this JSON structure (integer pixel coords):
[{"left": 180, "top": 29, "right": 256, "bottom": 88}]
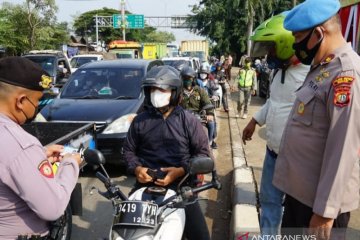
[
  {"left": 0, "top": 114, "right": 79, "bottom": 239},
  {"left": 273, "top": 43, "right": 360, "bottom": 219}
]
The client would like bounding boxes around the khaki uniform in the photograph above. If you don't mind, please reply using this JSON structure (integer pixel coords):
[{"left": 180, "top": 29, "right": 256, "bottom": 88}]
[{"left": 273, "top": 43, "right": 360, "bottom": 219}]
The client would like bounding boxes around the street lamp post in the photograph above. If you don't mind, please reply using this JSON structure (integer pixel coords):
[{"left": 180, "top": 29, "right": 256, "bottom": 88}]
[{"left": 121, "top": 0, "right": 126, "bottom": 41}]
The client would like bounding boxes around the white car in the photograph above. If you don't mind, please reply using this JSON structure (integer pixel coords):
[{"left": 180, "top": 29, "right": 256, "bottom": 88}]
[
  {"left": 70, "top": 54, "right": 104, "bottom": 73},
  {"left": 161, "top": 56, "right": 201, "bottom": 73}
]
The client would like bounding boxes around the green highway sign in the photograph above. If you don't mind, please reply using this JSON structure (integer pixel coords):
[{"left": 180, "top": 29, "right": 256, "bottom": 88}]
[{"left": 113, "top": 14, "right": 144, "bottom": 29}]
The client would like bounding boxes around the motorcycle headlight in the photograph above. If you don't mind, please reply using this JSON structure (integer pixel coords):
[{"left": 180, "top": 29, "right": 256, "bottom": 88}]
[{"left": 102, "top": 113, "right": 136, "bottom": 134}]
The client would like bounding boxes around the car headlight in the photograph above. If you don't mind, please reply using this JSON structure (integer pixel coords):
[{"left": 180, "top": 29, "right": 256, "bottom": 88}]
[{"left": 102, "top": 113, "right": 136, "bottom": 134}]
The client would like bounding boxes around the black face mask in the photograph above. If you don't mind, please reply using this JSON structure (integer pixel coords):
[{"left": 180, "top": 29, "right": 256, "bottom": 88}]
[
  {"left": 293, "top": 28, "right": 324, "bottom": 65},
  {"left": 183, "top": 79, "right": 193, "bottom": 89},
  {"left": 21, "top": 96, "right": 39, "bottom": 124}
]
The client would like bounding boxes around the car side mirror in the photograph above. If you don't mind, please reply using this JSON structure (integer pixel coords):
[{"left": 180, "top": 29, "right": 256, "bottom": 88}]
[
  {"left": 49, "top": 87, "right": 60, "bottom": 95},
  {"left": 188, "top": 156, "right": 214, "bottom": 175}
]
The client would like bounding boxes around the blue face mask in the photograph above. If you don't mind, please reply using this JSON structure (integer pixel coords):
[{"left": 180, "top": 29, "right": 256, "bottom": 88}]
[{"left": 267, "top": 55, "right": 285, "bottom": 70}]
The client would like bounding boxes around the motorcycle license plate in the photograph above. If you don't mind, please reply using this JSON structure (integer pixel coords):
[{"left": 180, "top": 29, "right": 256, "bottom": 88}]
[{"left": 116, "top": 201, "right": 158, "bottom": 228}]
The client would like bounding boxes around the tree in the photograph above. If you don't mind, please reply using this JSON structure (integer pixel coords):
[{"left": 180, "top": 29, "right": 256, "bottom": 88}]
[
  {"left": 72, "top": 8, "right": 173, "bottom": 44},
  {"left": 145, "top": 31, "right": 175, "bottom": 43},
  {"left": 0, "top": 1, "right": 66, "bottom": 55},
  {"left": 188, "top": 0, "right": 304, "bottom": 62},
  {"left": 25, "top": 0, "right": 58, "bottom": 49}
]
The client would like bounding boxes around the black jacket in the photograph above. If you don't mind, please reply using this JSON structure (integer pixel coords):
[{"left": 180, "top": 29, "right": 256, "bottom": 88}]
[{"left": 124, "top": 106, "right": 210, "bottom": 176}]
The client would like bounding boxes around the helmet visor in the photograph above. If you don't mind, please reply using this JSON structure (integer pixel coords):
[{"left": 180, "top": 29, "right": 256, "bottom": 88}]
[{"left": 251, "top": 41, "right": 276, "bottom": 58}]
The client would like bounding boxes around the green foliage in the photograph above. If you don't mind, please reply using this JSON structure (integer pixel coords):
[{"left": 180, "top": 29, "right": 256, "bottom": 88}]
[
  {"left": 145, "top": 31, "right": 175, "bottom": 43},
  {"left": 189, "top": 0, "right": 304, "bottom": 61},
  {"left": 72, "top": 8, "right": 174, "bottom": 44},
  {"left": 0, "top": 1, "right": 66, "bottom": 55}
]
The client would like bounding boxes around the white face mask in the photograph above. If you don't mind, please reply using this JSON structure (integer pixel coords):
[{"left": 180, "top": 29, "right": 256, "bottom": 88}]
[
  {"left": 151, "top": 89, "right": 171, "bottom": 108},
  {"left": 200, "top": 73, "right": 207, "bottom": 80}
]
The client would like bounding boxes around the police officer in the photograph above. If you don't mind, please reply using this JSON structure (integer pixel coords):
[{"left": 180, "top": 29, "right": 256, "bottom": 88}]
[
  {"left": 272, "top": 0, "right": 360, "bottom": 239},
  {"left": 0, "top": 57, "right": 82, "bottom": 240},
  {"left": 123, "top": 65, "right": 211, "bottom": 240}
]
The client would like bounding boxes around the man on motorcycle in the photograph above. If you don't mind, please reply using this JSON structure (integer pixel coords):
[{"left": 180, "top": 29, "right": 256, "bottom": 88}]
[
  {"left": 0, "top": 57, "right": 82, "bottom": 240},
  {"left": 213, "top": 63, "right": 229, "bottom": 112},
  {"left": 123, "top": 65, "right": 211, "bottom": 240},
  {"left": 179, "top": 66, "right": 217, "bottom": 149}
]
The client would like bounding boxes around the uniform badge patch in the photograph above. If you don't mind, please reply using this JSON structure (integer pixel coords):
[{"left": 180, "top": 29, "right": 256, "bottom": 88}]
[
  {"left": 38, "top": 160, "right": 54, "bottom": 178},
  {"left": 298, "top": 102, "right": 305, "bottom": 115},
  {"left": 332, "top": 76, "right": 355, "bottom": 107}
]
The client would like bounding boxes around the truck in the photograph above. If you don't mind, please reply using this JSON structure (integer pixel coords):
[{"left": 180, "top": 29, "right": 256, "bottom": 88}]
[
  {"left": 108, "top": 40, "right": 142, "bottom": 59},
  {"left": 180, "top": 40, "right": 209, "bottom": 63},
  {"left": 22, "top": 122, "right": 97, "bottom": 240},
  {"left": 142, "top": 43, "right": 167, "bottom": 59}
]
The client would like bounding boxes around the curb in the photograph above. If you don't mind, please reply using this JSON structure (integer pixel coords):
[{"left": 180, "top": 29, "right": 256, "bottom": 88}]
[{"left": 228, "top": 92, "right": 260, "bottom": 239}]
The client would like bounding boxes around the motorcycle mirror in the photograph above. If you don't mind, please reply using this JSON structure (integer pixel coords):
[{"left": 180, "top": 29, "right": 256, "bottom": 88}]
[
  {"left": 188, "top": 156, "right": 214, "bottom": 175},
  {"left": 83, "top": 148, "right": 106, "bottom": 165}
]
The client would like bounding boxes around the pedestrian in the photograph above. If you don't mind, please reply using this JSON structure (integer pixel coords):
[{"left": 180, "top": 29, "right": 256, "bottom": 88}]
[
  {"left": 0, "top": 57, "right": 82, "bottom": 240},
  {"left": 242, "top": 13, "right": 310, "bottom": 236},
  {"left": 123, "top": 65, "right": 211, "bottom": 240},
  {"left": 235, "top": 57, "right": 257, "bottom": 119},
  {"left": 228, "top": 53, "right": 233, "bottom": 80},
  {"left": 272, "top": 0, "right": 360, "bottom": 239}
]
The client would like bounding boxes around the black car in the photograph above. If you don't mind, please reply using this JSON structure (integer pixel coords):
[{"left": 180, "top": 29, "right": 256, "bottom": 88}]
[
  {"left": 23, "top": 51, "right": 72, "bottom": 87},
  {"left": 37, "top": 59, "right": 163, "bottom": 164}
]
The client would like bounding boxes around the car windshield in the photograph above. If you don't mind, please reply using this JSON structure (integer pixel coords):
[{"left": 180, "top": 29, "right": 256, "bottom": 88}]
[
  {"left": 24, "top": 56, "right": 56, "bottom": 76},
  {"left": 61, "top": 67, "right": 144, "bottom": 99},
  {"left": 70, "top": 57, "right": 99, "bottom": 68}
]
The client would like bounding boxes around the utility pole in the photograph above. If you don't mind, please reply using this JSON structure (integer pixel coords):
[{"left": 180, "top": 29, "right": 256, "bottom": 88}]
[
  {"left": 95, "top": 14, "right": 99, "bottom": 47},
  {"left": 293, "top": 0, "right": 297, "bottom": 7},
  {"left": 121, "top": 0, "right": 126, "bottom": 41}
]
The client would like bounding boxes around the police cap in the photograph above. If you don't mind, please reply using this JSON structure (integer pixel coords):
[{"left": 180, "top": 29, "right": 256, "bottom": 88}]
[
  {"left": 284, "top": 0, "right": 341, "bottom": 32},
  {"left": 0, "top": 56, "right": 51, "bottom": 91}
]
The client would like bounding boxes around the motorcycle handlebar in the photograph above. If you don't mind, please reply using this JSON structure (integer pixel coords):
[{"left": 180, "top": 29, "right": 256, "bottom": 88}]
[
  {"left": 95, "top": 171, "right": 128, "bottom": 201},
  {"left": 96, "top": 172, "right": 109, "bottom": 186},
  {"left": 159, "top": 171, "right": 222, "bottom": 208}
]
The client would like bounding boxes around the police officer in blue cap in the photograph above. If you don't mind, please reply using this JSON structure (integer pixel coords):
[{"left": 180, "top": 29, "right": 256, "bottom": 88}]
[{"left": 272, "top": 0, "right": 360, "bottom": 239}]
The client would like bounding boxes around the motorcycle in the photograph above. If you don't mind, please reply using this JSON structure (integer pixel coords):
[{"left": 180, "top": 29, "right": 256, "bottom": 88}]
[
  {"left": 85, "top": 152, "right": 222, "bottom": 240},
  {"left": 192, "top": 103, "right": 215, "bottom": 125}
]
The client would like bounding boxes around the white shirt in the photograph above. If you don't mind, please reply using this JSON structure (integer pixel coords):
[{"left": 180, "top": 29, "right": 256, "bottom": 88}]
[{"left": 253, "top": 63, "right": 310, "bottom": 154}]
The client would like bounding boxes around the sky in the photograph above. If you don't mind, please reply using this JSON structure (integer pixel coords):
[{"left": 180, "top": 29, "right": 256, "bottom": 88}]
[{"left": 0, "top": 0, "right": 205, "bottom": 44}]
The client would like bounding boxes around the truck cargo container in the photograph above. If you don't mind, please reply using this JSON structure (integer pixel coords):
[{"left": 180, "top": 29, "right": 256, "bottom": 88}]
[
  {"left": 142, "top": 43, "right": 167, "bottom": 59},
  {"left": 108, "top": 40, "right": 142, "bottom": 59},
  {"left": 180, "top": 40, "right": 209, "bottom": 63}
]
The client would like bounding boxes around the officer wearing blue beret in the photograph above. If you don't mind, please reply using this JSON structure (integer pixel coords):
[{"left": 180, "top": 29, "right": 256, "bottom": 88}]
[{"left": 272, "top": 0, "right": 360, "bottom": 239}]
